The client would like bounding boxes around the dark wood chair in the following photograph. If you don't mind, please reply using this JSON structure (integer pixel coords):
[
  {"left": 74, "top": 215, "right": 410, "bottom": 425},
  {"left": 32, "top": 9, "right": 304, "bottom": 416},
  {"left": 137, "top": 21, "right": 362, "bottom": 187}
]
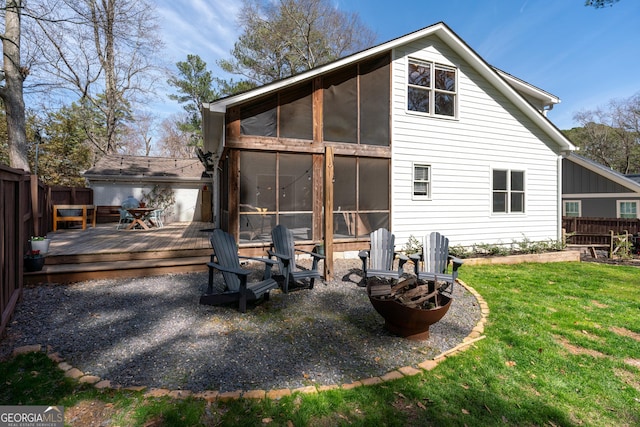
[
  {"left": 200, "top": 229, "right": 279, "bottom": 313},
  {"left": 410, "top": 232, "right": 463, "bottom": 297},
  {"left": 267, "top": 224, "right": 325, "bottom": 293},
  {"left": 358, "top": 228, "right": 408, "bottom": 281}
]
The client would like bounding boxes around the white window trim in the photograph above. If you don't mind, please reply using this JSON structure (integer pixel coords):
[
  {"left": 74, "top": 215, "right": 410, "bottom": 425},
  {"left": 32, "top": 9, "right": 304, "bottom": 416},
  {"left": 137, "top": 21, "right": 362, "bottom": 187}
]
[
  {"left": 616, "top": 200, "right": 639, "bottom": 219},
  {"left": 406, "top": 57, "right": 458, "bottom": 120},
  {"left": 563, "top": 200, "right": 582, "bottom": 217},
  {"left": 412, "top": 163, "right": 431, "bottom": 200},
  {"left": 491, "top": 168, "right": 526, "bottom": 215}
]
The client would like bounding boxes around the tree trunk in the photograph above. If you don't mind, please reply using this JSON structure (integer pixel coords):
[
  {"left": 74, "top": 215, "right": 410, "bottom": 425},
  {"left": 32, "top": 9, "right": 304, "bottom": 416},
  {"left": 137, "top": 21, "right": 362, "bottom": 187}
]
[{"left": 1, "top": 0, "right": 29, "bottom": 171}]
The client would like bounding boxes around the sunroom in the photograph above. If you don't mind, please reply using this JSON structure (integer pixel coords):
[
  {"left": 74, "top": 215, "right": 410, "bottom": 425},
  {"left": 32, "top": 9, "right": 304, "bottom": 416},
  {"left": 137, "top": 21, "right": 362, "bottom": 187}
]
[{"left": 208, "top": 53, "right": 393, "bottom": 252}]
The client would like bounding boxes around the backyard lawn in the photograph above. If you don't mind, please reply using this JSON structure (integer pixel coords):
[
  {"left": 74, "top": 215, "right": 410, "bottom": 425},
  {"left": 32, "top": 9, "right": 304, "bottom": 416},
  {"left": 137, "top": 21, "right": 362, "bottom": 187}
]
[{"left": 1, "top": 261, "right": 639, "bottom": 426}]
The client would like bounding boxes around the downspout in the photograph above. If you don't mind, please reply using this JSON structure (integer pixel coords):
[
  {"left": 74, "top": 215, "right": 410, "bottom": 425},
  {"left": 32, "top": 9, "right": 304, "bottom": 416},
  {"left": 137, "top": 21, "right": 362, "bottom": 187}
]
[
  {"left": 201, "top": 104, "right": 226, "bottom": 228},
  {"left": 558, "top": 152, "right": 569, "bottom": 242},
  {"left": 213, "top": 125, "right": 225, "bottom": 228}
]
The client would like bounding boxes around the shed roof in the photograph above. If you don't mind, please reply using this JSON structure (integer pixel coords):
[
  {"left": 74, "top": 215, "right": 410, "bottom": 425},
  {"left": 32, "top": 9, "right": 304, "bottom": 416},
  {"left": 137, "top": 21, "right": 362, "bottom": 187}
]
[{"left": 83, "top": 155, "right": 206, "bottom": 182}]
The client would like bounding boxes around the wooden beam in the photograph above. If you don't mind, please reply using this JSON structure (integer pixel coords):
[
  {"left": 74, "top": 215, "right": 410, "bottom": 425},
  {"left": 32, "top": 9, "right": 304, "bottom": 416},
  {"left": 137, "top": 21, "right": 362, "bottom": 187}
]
[
  {"left": 324, "top": 146, "right": 334, "bottom": 280},
  {"left": 312, "top": 154, "right": 323, "bottom": 241},
  {"left": 313, "top": 76, "right": 323, "bottom": 143},
  {"left": 227, "top": 106, "right": 241, "bottom": 140},
  {"left": 228, "top": 150, "right": 240, "bottom": 241}
]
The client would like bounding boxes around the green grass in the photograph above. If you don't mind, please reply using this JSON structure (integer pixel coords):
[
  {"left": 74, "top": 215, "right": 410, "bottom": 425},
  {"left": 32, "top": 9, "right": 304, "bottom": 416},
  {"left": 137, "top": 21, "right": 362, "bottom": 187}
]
[{"left": 1, "top": 262, "right": 639, "bottom": 426}]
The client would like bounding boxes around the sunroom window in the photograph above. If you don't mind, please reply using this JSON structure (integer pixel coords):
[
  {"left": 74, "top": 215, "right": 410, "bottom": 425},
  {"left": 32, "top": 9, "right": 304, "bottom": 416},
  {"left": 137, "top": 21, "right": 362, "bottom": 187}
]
[
  {"left": 239, "top": 152, "right": 313, "bottom": 242},
  {"left": 333, "top": 156, "right": 390, "bottom": 238},
  {"left": 408, "top": 58, "right": 456, "bottom": 117}
]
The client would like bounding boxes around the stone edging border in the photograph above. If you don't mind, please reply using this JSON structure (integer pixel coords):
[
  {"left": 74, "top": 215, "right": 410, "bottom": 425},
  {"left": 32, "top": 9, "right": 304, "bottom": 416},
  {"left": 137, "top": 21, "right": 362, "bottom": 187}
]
[{"left": 9, "top": 279, "right": 489, "bottom": 402}]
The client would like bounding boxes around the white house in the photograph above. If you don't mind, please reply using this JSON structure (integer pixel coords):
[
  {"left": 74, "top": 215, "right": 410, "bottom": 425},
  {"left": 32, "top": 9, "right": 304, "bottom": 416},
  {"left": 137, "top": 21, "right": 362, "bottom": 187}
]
[{"left": 201, "top": 22, "right": 575, "bottom": 250}]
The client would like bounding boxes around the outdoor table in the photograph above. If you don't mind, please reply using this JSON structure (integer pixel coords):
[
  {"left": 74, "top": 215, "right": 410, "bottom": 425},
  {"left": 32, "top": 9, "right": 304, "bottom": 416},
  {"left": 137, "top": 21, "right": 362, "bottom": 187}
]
[{"left": 126, "top": 208, "right": 156, "bottom": 230}]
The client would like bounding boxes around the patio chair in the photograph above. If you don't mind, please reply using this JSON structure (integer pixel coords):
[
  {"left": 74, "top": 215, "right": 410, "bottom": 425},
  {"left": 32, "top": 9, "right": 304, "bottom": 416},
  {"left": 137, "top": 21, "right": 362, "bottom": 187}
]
[
  {"left": 200, "top": 229, "right": 279, "bottom": 313},
  {"left": 146, "top": 209, "right": 164, "bottom": 228},
  {"left": 116, "top": 208, "right": 134, "bottom": 229},
  {"left": 358, "top": 227, "right": 408, "bottom": 281},
  {"left": 410, "top": 232, "right": 463, "bottom": 297},
  {"left": 267, "top": 224, "right": 325, "bottom": 293}
]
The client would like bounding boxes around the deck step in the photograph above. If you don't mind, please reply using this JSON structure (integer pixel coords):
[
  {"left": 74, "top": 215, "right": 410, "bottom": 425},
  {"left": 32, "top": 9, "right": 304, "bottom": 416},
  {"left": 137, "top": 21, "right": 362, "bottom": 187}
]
[{"left": 25, "top": 255, "right": 210, "bottom": 284}]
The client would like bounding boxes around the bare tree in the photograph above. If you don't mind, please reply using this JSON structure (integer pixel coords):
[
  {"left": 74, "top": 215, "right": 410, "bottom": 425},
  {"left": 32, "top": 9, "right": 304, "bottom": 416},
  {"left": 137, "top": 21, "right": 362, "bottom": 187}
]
[
  {"left": 157, "top": 114, "right": 195, "bottom": 158},
  {"left": 0, "top": 0, "right": 29, "bottom": 170},
  {"left": 570, "top": 92, "right": 640, "bottom": 174},
  {"left": 30, "top": 0, "right": 164, "bottom": 155},
  {"left": 219, "top": 0, "right": 376, "bottom": 85},
  {"left": 120, "top": 110, "right": 155, "bottom": 156}
]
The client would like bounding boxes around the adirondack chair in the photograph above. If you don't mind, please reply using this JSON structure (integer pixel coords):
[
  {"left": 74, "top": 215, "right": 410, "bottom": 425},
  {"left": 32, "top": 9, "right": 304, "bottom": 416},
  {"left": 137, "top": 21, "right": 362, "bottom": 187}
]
[
  {"left": 410, "top": 232, "right": 464, "bottom": 297},
  {"left": 267, "top": 224, "right": 325, "bottom": 293},
  {"left": 358, "top": 228, "right": 409, "bottom": 281},
  {"left": 200, "top": 229, "right": 279, "bottom": 313}
]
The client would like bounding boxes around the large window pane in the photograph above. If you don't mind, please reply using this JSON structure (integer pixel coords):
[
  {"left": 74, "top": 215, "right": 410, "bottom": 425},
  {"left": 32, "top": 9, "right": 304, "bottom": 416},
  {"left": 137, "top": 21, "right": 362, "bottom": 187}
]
[
  {"left": 240, "top": 96, "right": 277, "bottom": 137},
  {"left": 279, "top": 83, "right": 313, "bottom": 140},
  {"left": 323, "top": 67, "right": 358, "bottom": 143},
  {"left": 360, "top": 54, "right": 390, "bottom": 146},
  {"left": 359, "top": 158, "right": 389, "bottom": 210},
  {"left": 279, "top": 154, "right": 313, "bottom": 212},
  {"left": 240, "top": 152, "right": 276, "bottom": 211},
  {"left": 278, "top": 213, "right": 312, "bottom": 237},
  {"left": 334, "top": 156, "right": 356, "bottom": 211},
  {"left": 359, "top": 213, "right": 388, "bottom": 236}
]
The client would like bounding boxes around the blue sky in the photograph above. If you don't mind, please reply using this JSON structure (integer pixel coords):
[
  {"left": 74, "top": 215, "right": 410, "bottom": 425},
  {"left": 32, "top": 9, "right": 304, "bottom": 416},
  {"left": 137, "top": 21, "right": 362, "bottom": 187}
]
[{"left": 156, "top": 0, "right": 640, "bottom": 130}]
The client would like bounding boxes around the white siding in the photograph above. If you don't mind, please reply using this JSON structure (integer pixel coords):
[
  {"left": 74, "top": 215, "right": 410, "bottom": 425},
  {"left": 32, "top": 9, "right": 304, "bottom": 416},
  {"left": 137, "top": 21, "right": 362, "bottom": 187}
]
[{"left": 390, "top": 37, "right": 561, "bottom": 248}]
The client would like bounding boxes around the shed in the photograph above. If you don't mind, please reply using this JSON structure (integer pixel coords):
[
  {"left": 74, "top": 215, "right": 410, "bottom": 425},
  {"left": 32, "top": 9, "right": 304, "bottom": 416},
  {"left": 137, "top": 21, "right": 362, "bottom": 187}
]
[{"left": 83, "top": 155, "right": 211, "bottom": 223}]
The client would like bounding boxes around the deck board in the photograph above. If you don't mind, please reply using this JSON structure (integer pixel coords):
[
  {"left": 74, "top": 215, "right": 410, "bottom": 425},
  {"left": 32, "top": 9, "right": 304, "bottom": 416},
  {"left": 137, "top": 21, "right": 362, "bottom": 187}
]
[{"left": 45, "top": 221, "right": 215, "bottom": 255}]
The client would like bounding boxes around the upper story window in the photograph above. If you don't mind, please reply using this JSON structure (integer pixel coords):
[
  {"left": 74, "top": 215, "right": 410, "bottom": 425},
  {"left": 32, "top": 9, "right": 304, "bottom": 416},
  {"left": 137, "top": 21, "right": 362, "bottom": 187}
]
[
  {"left": 408, "top": 58, "right": 457, "bottom": 117},
  {"left": 492, "top": 169, "right": 525, "bottom": 214},
  {"left": 413, "top": 164, "right": 431, "bottom": 199},
  {"left": 617, "top": 200, "right": 638, "bottom": 219}
]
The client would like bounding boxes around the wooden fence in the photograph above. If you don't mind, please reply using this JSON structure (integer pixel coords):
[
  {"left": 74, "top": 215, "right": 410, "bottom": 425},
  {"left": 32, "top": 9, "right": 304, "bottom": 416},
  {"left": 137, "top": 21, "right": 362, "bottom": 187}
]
[
  {"left": 0, "top": 165, "right": 92, "bottom": 337},
  {"left": 563, "top": 216, "right": 640, "bottom": 235},
  {"left": 1, "top": 166, "right": 29, "bottom": 337}
]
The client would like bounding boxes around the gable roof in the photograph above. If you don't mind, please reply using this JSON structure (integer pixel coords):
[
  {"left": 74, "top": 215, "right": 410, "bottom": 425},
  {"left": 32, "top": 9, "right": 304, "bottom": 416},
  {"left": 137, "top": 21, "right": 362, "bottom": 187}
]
[
  {"left": 564, "top": 153, "right": 640, "bottom": 193},
  {"left": 203, "top": 21, "right": 575, "bottom": 153},
  {"left": 83, "top": 155, "right": 205, "bottom": 182}
]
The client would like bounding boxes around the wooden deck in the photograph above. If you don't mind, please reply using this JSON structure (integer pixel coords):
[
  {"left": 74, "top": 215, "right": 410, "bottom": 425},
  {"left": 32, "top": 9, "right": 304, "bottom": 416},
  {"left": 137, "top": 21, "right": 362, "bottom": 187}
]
[{"left": 25, "top": 222, "right": 217, "bottom": 284}]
